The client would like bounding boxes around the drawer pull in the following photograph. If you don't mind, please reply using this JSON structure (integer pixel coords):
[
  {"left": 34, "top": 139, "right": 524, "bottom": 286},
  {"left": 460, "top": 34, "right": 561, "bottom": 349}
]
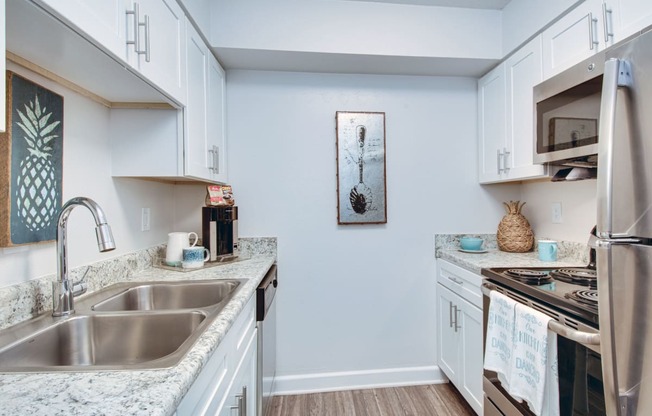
[{"left": 447, "top": 276, "right": 464, "bottom": 285}]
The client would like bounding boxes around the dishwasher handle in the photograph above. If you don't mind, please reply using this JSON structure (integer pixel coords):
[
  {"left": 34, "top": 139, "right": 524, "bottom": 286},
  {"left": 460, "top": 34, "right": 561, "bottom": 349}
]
[{"left": 256, "top": 264, "right": 277, "bottom": 321}]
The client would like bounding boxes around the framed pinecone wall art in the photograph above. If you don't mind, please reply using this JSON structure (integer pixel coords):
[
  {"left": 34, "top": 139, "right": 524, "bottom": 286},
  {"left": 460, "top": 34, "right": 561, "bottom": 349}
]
[{"left": 0, "top": 71, "right": 64, "bottom": 247}]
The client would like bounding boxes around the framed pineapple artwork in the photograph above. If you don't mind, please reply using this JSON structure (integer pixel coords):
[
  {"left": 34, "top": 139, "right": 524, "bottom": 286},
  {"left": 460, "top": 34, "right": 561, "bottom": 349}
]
[{"left": 0, "top": 71, "right": 64, "bottom": 247}]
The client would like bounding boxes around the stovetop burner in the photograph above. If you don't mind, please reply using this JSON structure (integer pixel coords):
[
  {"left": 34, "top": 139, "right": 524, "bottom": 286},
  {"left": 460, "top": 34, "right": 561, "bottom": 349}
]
[
  {"left": 552, "top": 268, "right": 597, "bottom": 288},
  {"left": 504, "top": 269, "right": 553, "bottom": 285},
  {"left": 565, "top": 289, "right": 598, "bottom": 310}
]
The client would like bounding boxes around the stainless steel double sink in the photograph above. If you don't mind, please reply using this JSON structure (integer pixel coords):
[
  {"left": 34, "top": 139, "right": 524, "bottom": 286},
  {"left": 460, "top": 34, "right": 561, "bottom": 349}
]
[{"left": 0, "top": 279, "right": 244, "bottom": 372}]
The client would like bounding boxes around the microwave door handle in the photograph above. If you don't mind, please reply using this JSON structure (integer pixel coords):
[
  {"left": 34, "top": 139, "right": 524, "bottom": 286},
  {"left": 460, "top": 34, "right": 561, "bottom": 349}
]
[{"left": 597, "top": 59, "right": 632, "bottom": 238}]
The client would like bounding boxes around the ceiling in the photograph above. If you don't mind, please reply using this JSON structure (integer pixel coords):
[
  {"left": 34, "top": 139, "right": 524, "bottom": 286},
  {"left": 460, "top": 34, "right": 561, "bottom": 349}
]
[{"left": 340, "top": 0, "right": 512, "bottom": 10}]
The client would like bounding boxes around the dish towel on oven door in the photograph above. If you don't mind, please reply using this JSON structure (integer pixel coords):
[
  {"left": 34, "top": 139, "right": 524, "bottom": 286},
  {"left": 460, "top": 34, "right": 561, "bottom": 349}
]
[
  {"left": 508, "top": 303, "right": 559, "bottom": 416},
  {"left": 484, "top": 291, "right": 517, "bottom": 389}
]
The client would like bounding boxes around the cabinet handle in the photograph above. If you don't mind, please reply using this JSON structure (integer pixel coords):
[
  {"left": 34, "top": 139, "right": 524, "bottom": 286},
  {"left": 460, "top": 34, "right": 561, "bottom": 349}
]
[
  {"left": 602, "top": 3, "right": 614, "bottom": 42},
  {"left": 125, "top": 3, "right": 140, "bottom": 53},
  {"left": 230, "top": 386, "right": 247, "bottom": 415},
  {"left": 230, "top": 396, "right": 243, "bottom": 415},
  {"left": 143, "top": 14, "right": 151, "bottom": 63},
  {"left": 447, "top": 276, "right": 463, "bottom": 285},
  {"left": 242, "top": 386, "right": 247, "bottom": 416},
  {"left": 449, "top": 301, "right": 454, "bottom": 328},
  {"left": 127, "top": 2, "right": 150, "bottom": 62},
  {"left": 503, "top": 147, "right": 510, "bottom": 172},
  {"left": 497, "top": 149, "right": 504, "bottom": 174},
  {"left": 208, "top": 146, "right": 219, "bottom": 173},
  {"left": 588, "top": 13, "right": 599, "bottom": 50},
  {"left": 454, "top": 306, "right": 461, "bottom": 332},
  {"left": 214, "top": 145, "right": 220, "bottom": 174}
]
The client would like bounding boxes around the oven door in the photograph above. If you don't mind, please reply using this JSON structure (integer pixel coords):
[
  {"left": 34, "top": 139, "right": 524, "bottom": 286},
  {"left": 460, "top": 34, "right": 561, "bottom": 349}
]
[{"left": 482, "top": 283, "right": 606, "bottom": 416}]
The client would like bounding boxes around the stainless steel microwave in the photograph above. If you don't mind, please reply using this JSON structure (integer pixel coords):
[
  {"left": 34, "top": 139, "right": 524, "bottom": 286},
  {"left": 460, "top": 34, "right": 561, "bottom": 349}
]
[{"left": 533, "top": 51, "right": 605, "bottom": 166}]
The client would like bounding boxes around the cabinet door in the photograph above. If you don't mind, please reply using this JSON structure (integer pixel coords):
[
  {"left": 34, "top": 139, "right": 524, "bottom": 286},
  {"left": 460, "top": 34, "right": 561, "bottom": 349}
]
[
  {"left": 542, "top": 0, "right": 605, "bottom": 79},
  {"left": 128, "top": 0, "right": 186, "bottom": 104},
  {"left": 207, "top": 56, "right": 228, "bottom": 184},
  {"left": 608, "top": 0, "right": 652, "bottom": 42},
  {"left": 504, "top": 36, "right": 547, "bottom": 181},
  {"left": 437, "top": 284, "right": 459, "bottom": 384},
  {"left": 184, "top": 22, "right": 211, "bottom": 181},
  {"left": 220, "top": 328, "right": 257, "bottom": 416},
  {"left": 459, "top": 297, "right": 483, "bottom": 415},
  {"left": 478, "top": 64, "right": 506, "bottom": 184},
  {"left": 36, "top": 0, "right": 128, "bottom": 60}
]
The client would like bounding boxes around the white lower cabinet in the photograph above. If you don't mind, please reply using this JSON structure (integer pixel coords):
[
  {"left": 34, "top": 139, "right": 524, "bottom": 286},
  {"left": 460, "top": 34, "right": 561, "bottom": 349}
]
[
  {"left": 220, "top": 328, "right": 257, "bottom": 416},
  {"left": 177, "top": 295, "right": 257, "bottom": 416},
  {"left": 436, "top": 260, "right": 483, "bottom": 415}
]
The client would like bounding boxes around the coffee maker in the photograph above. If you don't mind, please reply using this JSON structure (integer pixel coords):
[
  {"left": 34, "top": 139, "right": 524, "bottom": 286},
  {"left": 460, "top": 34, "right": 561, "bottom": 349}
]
[{"left": 202, "top": 206, "right": 238, "bottom": 261}]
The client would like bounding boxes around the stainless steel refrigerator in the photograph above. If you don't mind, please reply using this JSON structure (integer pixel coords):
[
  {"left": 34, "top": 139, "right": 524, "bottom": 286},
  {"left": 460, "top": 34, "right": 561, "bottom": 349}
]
[{"left": 596, "top": 26, "right": 652, "bottom": 416}]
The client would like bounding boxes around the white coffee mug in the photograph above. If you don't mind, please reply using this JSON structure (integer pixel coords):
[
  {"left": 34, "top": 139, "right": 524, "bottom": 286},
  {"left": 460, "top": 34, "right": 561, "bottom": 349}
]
[
  {"left": 182, "top": 246, "right": 210, "bottom": 269},
  {"left": 166, "top": 231, "right": 198, "bottom": 266}
]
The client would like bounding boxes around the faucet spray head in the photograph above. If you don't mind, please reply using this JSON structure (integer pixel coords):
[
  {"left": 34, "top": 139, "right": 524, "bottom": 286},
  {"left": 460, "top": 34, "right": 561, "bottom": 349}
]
[{"left": 95, "top": 223, "right": 116, "bottom": 252}]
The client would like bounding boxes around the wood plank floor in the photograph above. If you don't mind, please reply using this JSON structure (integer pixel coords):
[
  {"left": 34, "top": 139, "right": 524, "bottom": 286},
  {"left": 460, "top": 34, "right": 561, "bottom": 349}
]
[{"left": 267, "top": 384, "right": 476, "bottom": 416}]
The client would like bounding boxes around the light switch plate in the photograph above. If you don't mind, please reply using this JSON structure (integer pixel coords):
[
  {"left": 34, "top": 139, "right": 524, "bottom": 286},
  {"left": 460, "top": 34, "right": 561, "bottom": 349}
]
[
  {"left": 141, "top": 208, "right": 151, "bottom": 231},
  {"left": 552, "top": 202, "right": 562, "bottom": 224}
]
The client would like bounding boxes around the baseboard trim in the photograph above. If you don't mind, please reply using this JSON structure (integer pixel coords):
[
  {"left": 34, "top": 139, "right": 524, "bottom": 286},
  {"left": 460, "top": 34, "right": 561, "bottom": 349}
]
[{"left": 273, "top": 365, "right": 448, "bottom": 396}]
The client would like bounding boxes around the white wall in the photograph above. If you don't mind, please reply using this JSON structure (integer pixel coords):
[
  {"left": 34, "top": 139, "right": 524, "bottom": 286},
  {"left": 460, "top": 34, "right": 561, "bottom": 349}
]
[
  {"left": 520, "top": 179, "right": 597, "bottom": 243},
  {"left": 0, "top": 62, "right": 179, "bottom": 288},
  {"left": 226, "top": 70, "right": 520, "bottom": 391}
]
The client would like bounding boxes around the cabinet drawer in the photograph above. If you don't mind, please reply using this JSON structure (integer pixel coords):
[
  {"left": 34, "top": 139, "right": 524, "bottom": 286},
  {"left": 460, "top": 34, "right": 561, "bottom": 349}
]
[{"left": 437, "top": 260, "right": 482, "bottom": 308}]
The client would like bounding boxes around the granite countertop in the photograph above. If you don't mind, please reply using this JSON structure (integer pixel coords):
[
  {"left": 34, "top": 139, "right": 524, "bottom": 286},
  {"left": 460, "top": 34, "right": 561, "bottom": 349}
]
[
  {"left": 0, "top": 251, "right": 275, "bottom": 416},
  {"left": 434, "top": 234, "right": 588, "bottom": 274}
]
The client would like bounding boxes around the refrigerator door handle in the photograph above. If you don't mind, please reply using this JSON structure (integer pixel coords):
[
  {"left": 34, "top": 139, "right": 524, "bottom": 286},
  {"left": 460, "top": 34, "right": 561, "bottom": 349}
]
[
  {"left": 596, "top": 239, "right": 622, "bottom": 416},
  {"left": 597, "top": 59, "right": 632, "bottom": 238}
]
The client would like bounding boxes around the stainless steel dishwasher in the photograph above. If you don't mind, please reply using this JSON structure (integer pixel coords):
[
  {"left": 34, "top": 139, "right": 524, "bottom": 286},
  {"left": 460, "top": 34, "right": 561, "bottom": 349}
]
[{"left": 256, "top": 264, "right": 277, "bottom": 416}]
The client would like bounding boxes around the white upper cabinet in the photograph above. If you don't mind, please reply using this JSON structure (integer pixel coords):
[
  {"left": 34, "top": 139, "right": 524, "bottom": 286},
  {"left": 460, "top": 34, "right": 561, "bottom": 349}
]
[
  {"left": 8, "top": 0, "right": 185, "bottom": 106},
  {"left": 478, "top": 64, "right": 506, "bottom": 184},
  {"left": 542, "top": 0, "right": 608, "bottom": 79},
  {"left": 478, "top": 36, "right": 548, "bottom": 184},
  {"left": 110, "top": 18, "right": 227, "bottom": 184},
  {"left": 206, "top": 57, "right": 228, "bottom": 183},
  {"left": 125, "top": 0, "right": 187, "bottom": 105},
  {"left": 607, "top": 0, "right": 652, "bottom": 42},
  {"left": 184, "top": 21, "right": 228, "bottom": 183},
  {"left": 504, "top": 36, "right": 547, "bottom": 181},
  {"left": 36, "top": 0, "right": 129, "bottom": 61}
]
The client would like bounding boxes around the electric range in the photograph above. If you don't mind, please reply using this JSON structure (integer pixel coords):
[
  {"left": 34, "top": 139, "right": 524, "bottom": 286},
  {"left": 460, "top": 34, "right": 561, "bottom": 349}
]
[{"left": 481, "top": 266, "right": 599, "bottom": 328}]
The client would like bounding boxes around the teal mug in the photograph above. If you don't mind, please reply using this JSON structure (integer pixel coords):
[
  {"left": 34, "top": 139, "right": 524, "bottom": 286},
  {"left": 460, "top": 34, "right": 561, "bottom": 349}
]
[{"left": 538, "top": 240, "right": 558, "bottom": 262}]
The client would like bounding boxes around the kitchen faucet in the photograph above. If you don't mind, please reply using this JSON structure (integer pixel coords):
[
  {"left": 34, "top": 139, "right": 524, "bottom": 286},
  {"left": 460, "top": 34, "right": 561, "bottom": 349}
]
[{"left": 52, "top": 197, "right": 116, "bottom": 317}]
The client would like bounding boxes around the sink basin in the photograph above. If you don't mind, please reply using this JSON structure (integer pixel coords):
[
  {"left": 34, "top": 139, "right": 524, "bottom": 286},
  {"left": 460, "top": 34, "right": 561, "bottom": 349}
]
[
  {"left": 0, "top": 312, "right": 206, "bottom": 371},
  {"left": 0, "top": 279, "right": 244, "bottom": 372},
  {"left": 90, "top": 280, "right": 240, "bottom": 311}
]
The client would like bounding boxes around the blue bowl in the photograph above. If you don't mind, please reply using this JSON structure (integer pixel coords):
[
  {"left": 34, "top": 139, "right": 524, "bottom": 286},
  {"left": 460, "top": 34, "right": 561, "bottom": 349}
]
[{"left": 460, "top": 237, "right": 483, "bottom": 251}]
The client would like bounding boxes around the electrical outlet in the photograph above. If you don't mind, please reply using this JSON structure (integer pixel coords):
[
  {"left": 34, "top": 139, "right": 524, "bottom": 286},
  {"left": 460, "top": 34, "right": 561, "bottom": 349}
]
[
  {"left": 552, "top": 202, "right": 562, "bottom": 224},
  {"left": 141, "top": 208, "right": 151, "bottom": 231}
]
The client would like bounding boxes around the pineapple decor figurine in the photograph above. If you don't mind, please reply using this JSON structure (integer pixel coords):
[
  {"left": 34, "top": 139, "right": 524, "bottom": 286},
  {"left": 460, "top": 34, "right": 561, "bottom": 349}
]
[
  {"left": 0, "top": 72, "right": 64, "bottom": 247},
  {"left": 497, "top": 201, "right": 534, "bottom": 253}
]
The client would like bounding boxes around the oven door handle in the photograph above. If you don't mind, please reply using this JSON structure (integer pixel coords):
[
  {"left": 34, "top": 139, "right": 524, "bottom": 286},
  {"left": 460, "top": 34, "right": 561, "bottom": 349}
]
[
  {"left": 548, "top": 320, "right": 600, "bottom": 345},
  {"left": 482, "top": 283, "right": 601, "bottom": 346}
]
